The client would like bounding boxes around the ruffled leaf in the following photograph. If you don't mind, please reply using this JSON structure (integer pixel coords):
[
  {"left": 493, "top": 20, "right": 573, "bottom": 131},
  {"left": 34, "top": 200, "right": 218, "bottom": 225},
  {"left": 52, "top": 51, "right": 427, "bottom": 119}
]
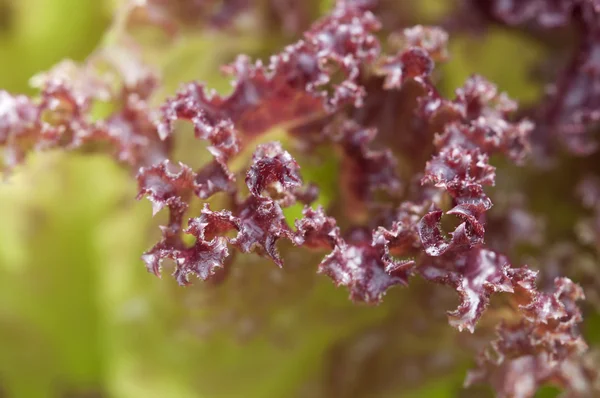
[
  {"left": 245, "top": 142, "right": 302, "bottom": 199},
  {"left": 420, "top": 248, "right": 514, "bottom": 332},
  {"left": 318, "top": 233, "right": 412, "bottom": 304},
  {"left": 231, "top": 196, "right": 291, "bottom": 267}
]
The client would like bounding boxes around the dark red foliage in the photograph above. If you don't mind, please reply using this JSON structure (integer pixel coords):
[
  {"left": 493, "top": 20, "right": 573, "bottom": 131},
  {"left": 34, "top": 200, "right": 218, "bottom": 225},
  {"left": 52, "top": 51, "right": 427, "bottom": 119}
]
[
  {"left": 428, "top": 76, "right": 532, "bottom": 164},
  {"left": 157, "top": 0, "right": 381, "bottom": 150},
  {"left": 0, "top": 91, "right": 39, "bottom": 168},
  {"left": 245, "top": 142, "right": 302, "bottom": 198},
  {"left": 156, "top": 82, "right": 240, "bottom": 164},
  {"left": 314, "top": 200, "right": 426, "bottom": 303},
  {"left": 376, "top": 47, "right": 434, "bottom": 90},
  {"left": 0, "top": 54, "right": 167, "bottom": 171},
  {"left": 465, "top": 274, "right": 594, "bottom": 397},
  {"left": 195, "top": 160, "right": 237, "bottom": 199},
  {"left": 466, "top": 0, "right": 600, "bottom": 156},
  {"left": 415, "top": 74, "right": 534, "bottom": 268},
  {"left": 420, "top": 148, "right": 494, "bottom": 254},
  {"left": 101, "top": 96, "right": 169, "bottom": 167},
  {"left": 173, "top": 205, "right": 240, "bottom": 284},
  {"left": 137, "top": 160, "right": 197, "bottom": 216},
  {"left": 1, "top": 1, "right": 597, "bottom": 396},
  {"left": 375, "top": 25, "right": 449, "bottom": 92},
  {"left": 371, "top": 201, "right": 424, "bottom": 259},
  {"left": 419, "top": 248, "right": 514, "bottom": 332},
  {"left": 333, "top": 121, "right": 402, "bottom": 212},
  {"left": 137, "top": 161, "right": 197, "bottom": 275},
  {"left": 389, "top": 25, "right": 450, "bottom": 63},
  {"left": 418, "top": 209, "right": 481, "bottom": 257},
  {"left": 231, "top": 195, "right": 292, "bottom": 267},
  {"left": 317, "top": 229, "right": 413, "bottom": 304},
  {"left": 142, "top": 204, "right": 240, "bottom": 283},
  {"left": 294, "top": 206, "right": 340, "bottom": 249}
]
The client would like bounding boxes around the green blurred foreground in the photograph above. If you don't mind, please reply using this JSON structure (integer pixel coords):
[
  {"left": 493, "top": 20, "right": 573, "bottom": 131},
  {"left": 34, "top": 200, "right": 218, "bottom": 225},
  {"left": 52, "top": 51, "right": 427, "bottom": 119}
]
[{"left": 0, "top": 1, "right": 565, "bottom": 397}]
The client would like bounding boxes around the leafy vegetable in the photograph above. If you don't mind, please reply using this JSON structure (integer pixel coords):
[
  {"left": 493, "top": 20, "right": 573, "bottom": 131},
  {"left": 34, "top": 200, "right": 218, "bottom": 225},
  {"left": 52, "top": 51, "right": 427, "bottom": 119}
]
[{"left": 1, "top": 0, "right": 600, "bottom": 397}]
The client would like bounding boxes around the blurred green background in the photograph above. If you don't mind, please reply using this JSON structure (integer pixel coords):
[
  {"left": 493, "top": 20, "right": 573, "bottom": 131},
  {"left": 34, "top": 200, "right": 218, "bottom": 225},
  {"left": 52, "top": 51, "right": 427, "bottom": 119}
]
[{"left": 0, "top": 0, "right": 567, "bottom": 397}]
